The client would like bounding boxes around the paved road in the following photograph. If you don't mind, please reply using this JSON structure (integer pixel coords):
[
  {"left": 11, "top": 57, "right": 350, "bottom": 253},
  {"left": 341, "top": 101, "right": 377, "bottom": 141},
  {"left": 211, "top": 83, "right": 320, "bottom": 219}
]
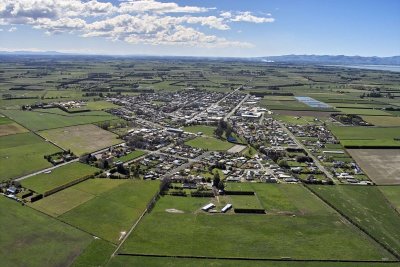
[
  {"left": 276, "top": 121, "right": 338, "bottom": 184},
  {"left": 223, "top": 94, "right": 250, "bottom": 121}
]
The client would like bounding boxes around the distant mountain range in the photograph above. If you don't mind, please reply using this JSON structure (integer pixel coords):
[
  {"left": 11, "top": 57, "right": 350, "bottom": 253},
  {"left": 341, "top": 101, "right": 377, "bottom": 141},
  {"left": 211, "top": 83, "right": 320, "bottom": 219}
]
[
  {"left": 0, "top": 50, "right": 399, "bottom": 65},
  {"left": 258, "top": 55, "right": 400, "bottom": 65}
]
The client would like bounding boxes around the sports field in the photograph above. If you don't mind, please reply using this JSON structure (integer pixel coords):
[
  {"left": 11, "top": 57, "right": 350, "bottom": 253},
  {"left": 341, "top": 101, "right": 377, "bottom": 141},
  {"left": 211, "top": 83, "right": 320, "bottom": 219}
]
[
  {"left": 185, "top": 136, "right": 234, "bottom": 151},
  {"left": 347, "top": 149, "right": 400, "bottom": 185},
  {"left": 119, "top": 188, "right": 392, "bottom": 260},
  {"left": 310, "top": 185, "right": 400, "bottom": 257},
  {"left": 183, "top": 125, "right": 216, "bottom": 136},
  {"left": 21, "top": 162, "right": 99, "bottom": 194},
  {"left": 0, "top": 108, "right": 116, "bottom": 131},
  {"left": 0, "top": 197, "right": 91, "bottom": 267},
  {"left": 39, "top": 124, "right": 122, "bottom": 155},
  {"left": 0, "top": 132, "right": 61, "bottom": 181}
]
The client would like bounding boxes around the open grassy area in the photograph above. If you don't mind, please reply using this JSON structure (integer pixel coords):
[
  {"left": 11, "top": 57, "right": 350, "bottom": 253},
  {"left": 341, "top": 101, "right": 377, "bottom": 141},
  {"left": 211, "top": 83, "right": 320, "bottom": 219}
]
[
  {"left": 183, "top": 125, "right": 216, "bottom": 136},
  {"left": 378, "top": 186, "right": 400, "bottom": 212},
  {"left": 72, "top": 239, "right": 116, "bottom": 267},
  {"left": 0, "top": 108, "right": 116, "bottom": 131},
  {"left": 120, "top": 190, "right": 392, "bottom": 260},
  {"left": 85, "top": 101, "right": 119, "bottom": 110},
  {"left": 330, "top": 126, "right": 400, "bottom": 147},
  {"left": 108, "top": 256, "right": 400, "bottom": 267},
  {"left": 0, "top": 116, "right": 28, "bottom": 136},
  {"left": 362, "top": 116, "right": 400, "bottom": 126},
  {"left": 310, "top": 185, "right": 400, "bottom": 257},
  {"left": 0, "top": 132, "right": 61, "bottom": 181},
  {"left": 39, "top": 124, "right": 122, "bottom": 155},
  {"left": 115, "top": 150, "right": 147, "bottom": 163},
  {"left": 185, "top": 136, "right": 234, "bottom": 151},
  {"left": 273, "top": 115, "right": 319, "bottom": 125},
  {"left": 337, "top": 108, "right": 391, "bottom": 116},
  {"left": 0, "top": 197, "right": 92, "bottom": 267},
  {"left": 59, "top": 180, "right": 159, "bottom": 243},
  {"left": 21, "top": 162, "right": 99, "bottom": 194}
]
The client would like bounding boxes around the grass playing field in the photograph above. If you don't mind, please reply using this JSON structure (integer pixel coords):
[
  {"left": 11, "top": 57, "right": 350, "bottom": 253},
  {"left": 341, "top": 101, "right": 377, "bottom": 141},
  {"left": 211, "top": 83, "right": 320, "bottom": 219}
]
[
  {"left": 183, "top": 125, "right": 216, "bottom": 136},
  {"left": 38, "top": 124, "right": 123, "bottom": 155},
  {"left": 21, "top": 162, "right": 99, "bottom": 194},
  {"left": 0, "top": 197, "right": 92, "bottom": 267},
  {"left": 185, "top": 136, "right": 234, "bottom": 151},
  {"left": 0, "top": 132, "right": 61, "bottom": 181}
]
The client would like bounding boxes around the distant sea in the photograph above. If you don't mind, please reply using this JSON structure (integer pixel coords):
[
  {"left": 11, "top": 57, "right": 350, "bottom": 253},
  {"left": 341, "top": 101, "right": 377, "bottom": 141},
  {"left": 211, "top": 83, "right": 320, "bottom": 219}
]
[{"left": 328, "top": 65, "right": 400, "bottom": 72}]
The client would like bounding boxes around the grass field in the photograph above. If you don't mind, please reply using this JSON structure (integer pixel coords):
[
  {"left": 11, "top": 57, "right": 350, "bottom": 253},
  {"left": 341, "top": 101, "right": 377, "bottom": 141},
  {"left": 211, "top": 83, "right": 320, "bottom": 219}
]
[
  {"left": 310, "top": 185, "right": 400, "bottom": 257},
  {"left": 119, "top": 190, "right": 392, "bottom": 260},
  {"left": 362, "top": 116, "right": 400, "bottom": 126},
  {"left": 85, "top": 101, "right": 119, "bottom": 110},
  {"left": 72, "top": 239, "right": 116, "bottom": 267},
  {"left": 183, "top": 125, "right": 216, "bottom": 136},
  {"left": 39, "top": 124, "right": 122, "bottom": 155},
  {"left": 273, "top": 115, "right": 318, "bottom": 125},
  {"left": 0, "top": 116, "right": 28, "bottom": 136},
  {"left": 330, "top": 126, "right": 400, "bottom": 147},
  {"left": 0, "top": 108, "right": 116, "bottom": 131},
  {"left": 185, "top": 136, "right": 234, "bottom": 151},
  {"left": 108, "top": 256, "right": 400, "bottom": 267},
  {"left": 337, "top": 108, "right": 391, "bottom": 116},
  {"left": 229, "top": 195, "right": 263, "bottom": 209},
  {"left": 347, "top": 149, "right": 400, "bottom": 185},
  {"left": 22, "top": 162, "right": 99, "bottom": 194},
  {"left": 0, "top": 132, "right": 61, "bottom": 181},
  {"left": 59, "top": 180, "right": 159, "bottom": 243},
  {"left": 378, "top": 186, "right": 400, "bottom": 212},
  {"left": 0, "top": 197, "right": 92, "bottom": 267}
]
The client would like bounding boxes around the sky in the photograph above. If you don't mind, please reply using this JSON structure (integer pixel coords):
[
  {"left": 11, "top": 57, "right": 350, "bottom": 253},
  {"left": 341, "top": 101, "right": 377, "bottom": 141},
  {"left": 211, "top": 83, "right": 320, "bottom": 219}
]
[{"left": 0, "top": 0, "right": 399, "bottom": 57}]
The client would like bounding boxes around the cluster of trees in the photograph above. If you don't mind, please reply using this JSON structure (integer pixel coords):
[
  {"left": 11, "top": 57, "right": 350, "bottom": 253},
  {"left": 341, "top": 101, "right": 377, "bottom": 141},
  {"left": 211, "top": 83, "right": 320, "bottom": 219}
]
[
  {"left": 214, "top": 119, "right": 233, "bottom": 139},
  {"left": 212, "top": 172, "right": 225, "bottom": 191}
]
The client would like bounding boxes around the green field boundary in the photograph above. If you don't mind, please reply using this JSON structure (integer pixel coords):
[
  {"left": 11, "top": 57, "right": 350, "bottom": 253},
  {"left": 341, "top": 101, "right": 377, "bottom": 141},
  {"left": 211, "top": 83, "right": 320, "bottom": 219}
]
[
  {"left": 305, "top": 185, "right": 400, "bottom": 260},
  {"left": 115, "top": 253, "right": 399, "bottom": 263}
]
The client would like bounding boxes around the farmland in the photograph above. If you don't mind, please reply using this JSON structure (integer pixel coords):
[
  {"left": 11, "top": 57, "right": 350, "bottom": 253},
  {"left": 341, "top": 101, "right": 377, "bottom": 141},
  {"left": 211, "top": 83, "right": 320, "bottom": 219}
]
[
  {"left": 0, "top": 132, "right": 61, "bottom": 181},
  {"left": 0, "top": 116, "right": 28, "bottom": 136},
  {"left": 347, "top": 149, "right": 400, "bottom": 185},
  {"left": 330, "top": 126, "right": 400, "bottom": 147},
  {"left": 39, "top": 124, "right": 122, "bottom": 155},
  {"left": 0, "top": 197, "right": 92, "bottom": 267},
  {"left": 379, "top": 186, "right": 400, "bottom": 212},
  {"left": 21, "top": 162, "right": 99, "bottom": 194}
]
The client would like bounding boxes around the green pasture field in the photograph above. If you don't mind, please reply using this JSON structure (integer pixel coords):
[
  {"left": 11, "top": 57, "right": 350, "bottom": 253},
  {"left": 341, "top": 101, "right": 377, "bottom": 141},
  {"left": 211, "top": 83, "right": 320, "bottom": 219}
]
[
  {"left": 0, "top": 115, "right": 28, "bottom": 136},
  {"left": 330, "top": 126, "right": 400, "bottom": 147},
  {"left": 108, "top": 256, "right": 400, "bottom": 267},
  {"left": 85, "top": 101, "right": 119, "bottom": 110},
  {"left": 21, "top": 162, "right": 99, "bottom": 194},
  {"left": 0, "top": 132, "right": 61, "bottom": 181},
  {"left": 115, "top": 150, "right": 147, "bottom": 163},
  {"left": 185, "top": 136, "right": 234, "bottom": 151},
  {"left": 336, "top": 108, "right": 391, "bottom": 116},
  {"left": 183, "top": 124, "right": 216, "bottom": 136},
  {"left": 362, "top": 116, "right": 400, "bottom": 126},
  {"left": 119, "top": 193, "right": 392, "bottom": 260},
  {"left": 0, "top": 108, "right": 116, "bottom": 131},
  {"left": 72, "top": 239, "right": 116, "bottom": 267},
  {"left": 273, "top": 115, "right": 319, "bottom": 125},
  {"left": 229, "top": 195, "right": 263, "bottom": 209},
  {"left": 310, "top": 185, "right": 400, "bottom": 257},
  {"left": 0, "top": 197, "right": 92, "bottom": 267},
  {"left": 39, "top": 124, "right": 122, "bottom": 155},
  {"left": 59, "top": 180, "right": 159, "bottom": 243},
  {"left": 378, "top": 186, "right": 400, "bottom": 212}
]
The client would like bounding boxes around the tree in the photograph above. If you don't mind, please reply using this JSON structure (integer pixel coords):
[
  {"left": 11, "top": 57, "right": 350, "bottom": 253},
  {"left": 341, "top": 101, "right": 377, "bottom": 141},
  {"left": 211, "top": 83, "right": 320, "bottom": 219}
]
[
  {"left": 278, "top": 159, "right": 289, "bottom": 168},
  {"left": 212, "top": 171, "right": 220, "bottom": 187},
  {"left": 214, "top": 126, "right": 223, "bottom": 138},
  {"left": 225, "top": 127, "right": 233, "bottom": 139},
  {"left": 217, "top": 180, "right": 225, "bottom": 191}
]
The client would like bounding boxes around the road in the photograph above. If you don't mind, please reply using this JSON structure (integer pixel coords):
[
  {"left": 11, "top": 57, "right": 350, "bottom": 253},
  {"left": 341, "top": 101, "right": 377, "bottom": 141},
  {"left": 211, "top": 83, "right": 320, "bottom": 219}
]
[
  {"left": 223, "top": 94, "right": 250, "bottom": 121},
  {"left": 276, "top": 121, "right": 339, "bottom": 184}
]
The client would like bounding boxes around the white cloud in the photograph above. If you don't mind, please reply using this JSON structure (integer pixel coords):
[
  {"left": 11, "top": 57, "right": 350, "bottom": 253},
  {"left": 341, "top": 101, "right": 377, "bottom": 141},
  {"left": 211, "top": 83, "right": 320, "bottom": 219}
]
[
  {"left": 8, "top": 26, "right": 17, "bottom": 32},
  {"left": 231, "top": 12, "right": 275, "bottom": 23},
  {"left": 0, "top": 0, "right": 275, "bottom": 47}
]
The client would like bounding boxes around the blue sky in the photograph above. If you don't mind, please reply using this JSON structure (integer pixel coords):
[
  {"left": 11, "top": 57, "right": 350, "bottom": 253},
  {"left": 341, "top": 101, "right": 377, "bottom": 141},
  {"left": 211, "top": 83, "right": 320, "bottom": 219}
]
[{"left": 0, "top": 0, "right": 399, "bottom": 57}]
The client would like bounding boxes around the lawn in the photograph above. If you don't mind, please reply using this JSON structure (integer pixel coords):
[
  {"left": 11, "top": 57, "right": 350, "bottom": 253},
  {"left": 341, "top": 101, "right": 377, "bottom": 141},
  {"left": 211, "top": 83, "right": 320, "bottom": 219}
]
[
  {"left": 183, "top": 125, "right": 216, "bottom": 136},
  {"left": 229, "top": 195, "right": 263, "bottom": 209},
  {"left": 21, "top": 162, "right": 99, "bottom": 194},
  {"left": 378, "top": 186, "right": 400, "bottom": 212},
  {"left": 119, "top": 194, "right": 392, "bottom": 260},
  {"left": 274, "top": 115, "right": 318, "bottom": 125},
  {"left": 85, "top": 101, "right": 119, "bottom": 110},
  {"left": 39, "top": 124, "right": 122, "bottom": 155},
  {"left": 0, "top": 108, "right": 116, "bottom": 131},
  {"left": 108, "top": 256, "right": 400, "bottom": 267},
  {"left": 0, "top": 197, "right": 92, "bottom": 267},
  {"left": 310, "top": 185, "right": 400, "bottom": 257},
  {"left": 0, "top": 132, "right": 61, "bottom": 181},
  {"left": 185, "top": 136, "right": 234, "bottom": 151},
  {"left": 60, "top": 180, "right": 160, "bottom": 243}
]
